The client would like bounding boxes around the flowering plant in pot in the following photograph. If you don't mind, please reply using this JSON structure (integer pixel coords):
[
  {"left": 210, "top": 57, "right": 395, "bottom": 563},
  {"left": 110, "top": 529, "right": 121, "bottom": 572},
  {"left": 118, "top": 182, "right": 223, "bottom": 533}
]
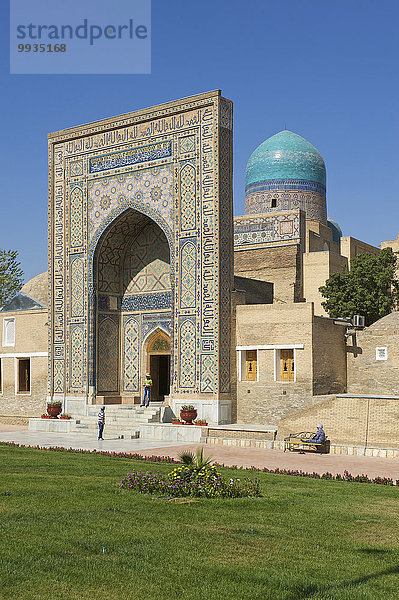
[
  {"left": 180, "top": 404, "right": 197, "bottom": 425},
  {"left": 41, "top": 413, "right": 50, "bottom": 419},
  {"left": 194, "top": 419, "right": 208, "bottom": 426},
  {"left": 60, "top": 413, "right": 71, "bottom": 420},
  {"left": 47, "top": 401, "right": 62, "bottom": 419}
]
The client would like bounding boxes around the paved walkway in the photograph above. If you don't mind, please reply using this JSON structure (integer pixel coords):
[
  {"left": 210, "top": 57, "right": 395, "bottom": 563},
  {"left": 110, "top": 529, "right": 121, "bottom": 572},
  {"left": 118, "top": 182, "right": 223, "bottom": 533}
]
[{"left": 0, "top": 426, "right": 398, "bottom": 480}]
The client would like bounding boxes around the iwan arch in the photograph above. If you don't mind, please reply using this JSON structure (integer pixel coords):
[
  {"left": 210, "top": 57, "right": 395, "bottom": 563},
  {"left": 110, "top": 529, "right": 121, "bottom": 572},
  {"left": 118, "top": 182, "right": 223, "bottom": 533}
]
[{"left": 48, "top": 91, "right": 233, "bottom": 424}]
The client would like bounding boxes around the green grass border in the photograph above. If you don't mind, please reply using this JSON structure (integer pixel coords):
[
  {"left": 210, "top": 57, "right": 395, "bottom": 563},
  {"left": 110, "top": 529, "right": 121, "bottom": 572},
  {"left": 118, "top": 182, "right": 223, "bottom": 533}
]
[{"left": 1, "top": 441, "right": 398, "bottom": 487}]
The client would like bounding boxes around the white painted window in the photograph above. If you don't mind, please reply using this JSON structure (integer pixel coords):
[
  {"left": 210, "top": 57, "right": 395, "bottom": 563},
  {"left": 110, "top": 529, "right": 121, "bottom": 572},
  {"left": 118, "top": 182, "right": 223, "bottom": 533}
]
[
  {"left": 376, "top": 347, "right": 388, "bottom": 361},
  {"left": 3, "top": 318, "right": 15, "bottom": 347}
]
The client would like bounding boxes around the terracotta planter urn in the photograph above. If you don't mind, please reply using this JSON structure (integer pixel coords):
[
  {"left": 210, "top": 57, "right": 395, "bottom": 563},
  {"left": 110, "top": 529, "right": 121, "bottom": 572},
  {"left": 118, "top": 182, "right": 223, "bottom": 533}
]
[
  {"left": 47, "top": 404, "right": 62, "bottom": 419},
  {"left": 180, "top": 408, "right": 197, "bottom": 425}
]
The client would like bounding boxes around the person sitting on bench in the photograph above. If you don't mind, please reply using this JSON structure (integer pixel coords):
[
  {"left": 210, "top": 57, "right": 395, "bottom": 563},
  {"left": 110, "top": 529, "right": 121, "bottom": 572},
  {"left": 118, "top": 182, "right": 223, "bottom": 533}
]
[{"left": 302, "top": 424, "right": 325, "bottom": 444}]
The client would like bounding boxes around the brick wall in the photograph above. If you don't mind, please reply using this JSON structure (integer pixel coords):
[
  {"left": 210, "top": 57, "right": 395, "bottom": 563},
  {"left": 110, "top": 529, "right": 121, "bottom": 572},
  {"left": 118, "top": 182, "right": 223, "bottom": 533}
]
[
  {"left": 277, "top": 394, "right": 399, "bottom": 448},
  {"left": 234, "top": 244, "right": 302, "bottom": 303},
  {"left": 347, "top": 312, "right": 399, "bottom": 396}
]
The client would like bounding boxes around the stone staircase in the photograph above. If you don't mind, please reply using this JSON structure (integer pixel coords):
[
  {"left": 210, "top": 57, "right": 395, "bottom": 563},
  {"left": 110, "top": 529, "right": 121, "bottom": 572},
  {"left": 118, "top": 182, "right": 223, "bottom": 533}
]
[{"left": 70, "top": 404, "right": 162, "bottom": 439}]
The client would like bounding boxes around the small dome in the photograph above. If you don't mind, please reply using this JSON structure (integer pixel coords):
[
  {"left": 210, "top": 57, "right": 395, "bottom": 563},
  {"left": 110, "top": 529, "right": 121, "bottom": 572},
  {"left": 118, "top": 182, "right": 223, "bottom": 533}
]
[
  {"left": 20, "top": 272, "right": 48, "bottom": 307},
  {"left": 245, "top": 130, "right": 326, "bottom": 190},
  {"left": 327, "top": 218, "right": 343, "bottom": 243}
]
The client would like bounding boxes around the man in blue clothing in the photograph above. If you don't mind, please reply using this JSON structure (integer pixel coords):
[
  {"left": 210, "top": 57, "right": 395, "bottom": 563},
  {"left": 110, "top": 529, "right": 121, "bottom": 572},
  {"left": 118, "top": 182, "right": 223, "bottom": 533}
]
[
  {"left": 302, "top": 424, "right": 325, "bottom": 444},
  {"left": 98, "top": 406, "right": 105, "bottom": 440}
]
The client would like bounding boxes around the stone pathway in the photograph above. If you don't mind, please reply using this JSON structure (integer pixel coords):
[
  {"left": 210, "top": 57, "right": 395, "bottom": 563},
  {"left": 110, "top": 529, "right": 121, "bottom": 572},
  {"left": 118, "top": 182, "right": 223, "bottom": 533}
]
[{"left": 0, "top": 426, "right": 398, "bottom": 480}]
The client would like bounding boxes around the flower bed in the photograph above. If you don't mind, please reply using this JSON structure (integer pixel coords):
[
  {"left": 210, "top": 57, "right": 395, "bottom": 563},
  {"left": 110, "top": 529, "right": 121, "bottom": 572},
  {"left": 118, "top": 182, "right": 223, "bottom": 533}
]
[{"left": 120, "top": 464, "right": 260, "bottom": 498}]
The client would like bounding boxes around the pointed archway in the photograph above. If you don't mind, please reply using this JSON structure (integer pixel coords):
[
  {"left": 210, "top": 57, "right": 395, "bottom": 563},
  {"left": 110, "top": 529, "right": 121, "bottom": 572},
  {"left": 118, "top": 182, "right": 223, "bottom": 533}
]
[{"left": 144, "top": 329, "right": 171, "bottom": 402}]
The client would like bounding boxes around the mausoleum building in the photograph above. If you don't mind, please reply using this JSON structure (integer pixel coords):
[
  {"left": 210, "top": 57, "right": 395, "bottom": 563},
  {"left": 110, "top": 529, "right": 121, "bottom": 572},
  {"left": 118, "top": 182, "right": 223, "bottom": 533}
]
[{"left": 1, "top": 92, "right": 398, "bottom": 452}]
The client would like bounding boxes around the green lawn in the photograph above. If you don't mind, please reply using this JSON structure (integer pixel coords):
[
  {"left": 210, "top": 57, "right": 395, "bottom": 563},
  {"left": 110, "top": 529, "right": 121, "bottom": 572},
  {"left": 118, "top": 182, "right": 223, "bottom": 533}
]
[{"left": 0, "top": 444, "right": 398, "bottom": 600}]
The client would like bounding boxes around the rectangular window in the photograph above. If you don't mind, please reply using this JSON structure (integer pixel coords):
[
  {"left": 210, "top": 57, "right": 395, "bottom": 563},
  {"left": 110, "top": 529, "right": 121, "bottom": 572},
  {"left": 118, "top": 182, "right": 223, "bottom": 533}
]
[
  {"left": 0, "top": 358, "right": 2, "bottom": 394},
  {"left": 277, "top": 349, "right": 295, "bottom": 382},
  {"left": 3, "top": 317, "right": 15, "bottom": 347},
  {"left": 376, "top": 347, "right": 388, "bottom": 361},
  {"left": 245, "top": 350, "right": 257, "bottom": 381},
  {"left": 17, "top": 358, "right": 30, "bottom": 394}
]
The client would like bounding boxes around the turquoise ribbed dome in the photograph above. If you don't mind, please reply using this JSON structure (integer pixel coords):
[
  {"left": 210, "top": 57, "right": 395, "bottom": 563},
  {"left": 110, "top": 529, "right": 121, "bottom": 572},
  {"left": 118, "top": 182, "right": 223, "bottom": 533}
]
[
  {"left": 327, "top": 218, "right": 342, "bottom": 243},
  {"left": 245, "top": 130, "right": 326, "bottom": 189}
]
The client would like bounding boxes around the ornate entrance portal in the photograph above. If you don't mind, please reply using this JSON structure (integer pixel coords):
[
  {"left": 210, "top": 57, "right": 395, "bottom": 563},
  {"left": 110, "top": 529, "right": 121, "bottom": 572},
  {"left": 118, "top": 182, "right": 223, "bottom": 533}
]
[{"left": 48, "top": 91, "right": 233, "bottom": 424}]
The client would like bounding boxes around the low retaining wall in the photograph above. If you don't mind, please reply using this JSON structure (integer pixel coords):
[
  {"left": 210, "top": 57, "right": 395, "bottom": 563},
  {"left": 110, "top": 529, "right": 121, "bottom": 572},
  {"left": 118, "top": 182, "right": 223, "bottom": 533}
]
[
  {"left": 139, "top": 423, "right": 205, "bottom": 443},
  {"left": 29, "top": 418, "right": 77, "bottom": 433},
  {"left": 207, "top": 436, "right": 399, "bottom": 457}
]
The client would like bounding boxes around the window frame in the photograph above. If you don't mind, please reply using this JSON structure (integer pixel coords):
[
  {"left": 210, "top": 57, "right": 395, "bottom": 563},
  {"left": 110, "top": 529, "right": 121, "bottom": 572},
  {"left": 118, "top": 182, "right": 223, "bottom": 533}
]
[
  {"left": 274, "top": 348, "right": 296, "bottom": 382},
  {"left": 238, "top": 349, "right": 259, "bottom": 382},
  {"left": 375, "top": 347, "right": 388, "bottom": 361},
  {"left": 2, "top": 317, "right": 16, "bottom": 347},
  {"left": 15, "top": 357, "right": 31, "bottom": 395}
]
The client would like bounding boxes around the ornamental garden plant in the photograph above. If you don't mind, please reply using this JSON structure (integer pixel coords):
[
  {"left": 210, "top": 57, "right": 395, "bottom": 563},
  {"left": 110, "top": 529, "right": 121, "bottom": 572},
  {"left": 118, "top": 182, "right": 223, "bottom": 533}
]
[{"left": 121, "top": 449, "right": 260, "bottom": 498}]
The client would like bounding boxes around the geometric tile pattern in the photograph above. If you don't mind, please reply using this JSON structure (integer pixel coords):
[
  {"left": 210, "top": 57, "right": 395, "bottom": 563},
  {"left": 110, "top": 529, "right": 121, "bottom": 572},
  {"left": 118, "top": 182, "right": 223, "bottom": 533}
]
[
  {"left": 97, "top": 315, "right": 119, "bottom": 392},
  {"left": 217, "top": 114, "right": 233, "bottom": 394},
  {"left": 180, "top": 241, "right": 196, "bottom": 309},
  {"left": 70, "top": 325, "right": 84, "bottom": 391},
  {"left": 245, "top": 185, "right": 326, "bottom": 224},
  {"left": 179, "top": 318, "right": 196, "bottom": 388},
  {"left": 179, "top": 136, "right": 195, "bottom": 154},
  {"left": 246, "top": 179, "right": 326, "bottom": 195},
  {"left": 122, "top": 316, "right": 139, "bottom": 393},
  {"left": 180, "top": 163, "right": 196, "bottom": 231},
  {"left": 200, "top": 354, "right": 216, "bottom": 393},
  {"left": 70, "top": 185, "right": 84, "bottom": 247},
  {"left": 53, "top": 359, "right": 65, "bottom": 393},
  {"left": 71, "top": 256, "right": 84, "bottom": 317},
  {"left": 142, "top": 316, "right": 171, "bottom": 342},
  {"left": 96, "top": 211, "right": 150, "bottom": 294},
  {"left": 123, "top": 221, "right": 171, "bottom": 294},
  {"left": 234, "top": 211, "right": 302, "bottom": 247},
  {"left": 88, "top": 166, "right": 173, "bottom": 242}
]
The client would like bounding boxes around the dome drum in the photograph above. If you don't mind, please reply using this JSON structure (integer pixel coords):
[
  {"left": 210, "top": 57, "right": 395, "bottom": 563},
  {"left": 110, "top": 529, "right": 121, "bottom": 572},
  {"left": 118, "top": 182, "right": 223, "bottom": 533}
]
[{"left": 245, "top": 131, "right": 327, "bottom": 224}]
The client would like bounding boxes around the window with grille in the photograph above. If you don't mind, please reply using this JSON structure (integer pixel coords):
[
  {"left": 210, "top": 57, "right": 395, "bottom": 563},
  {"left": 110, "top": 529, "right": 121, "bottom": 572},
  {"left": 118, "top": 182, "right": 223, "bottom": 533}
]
[{"left": 376, "top": 347, "right": 388, "bottom": 361}]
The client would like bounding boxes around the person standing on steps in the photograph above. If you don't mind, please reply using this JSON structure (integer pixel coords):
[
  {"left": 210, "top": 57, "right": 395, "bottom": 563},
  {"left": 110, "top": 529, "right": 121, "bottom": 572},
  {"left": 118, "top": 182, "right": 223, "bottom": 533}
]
[
  {"left": 141, "top": 373, "right": 153, "bottom": 407},
  {"left": 98, "top": 406, "right": 105, "bottom": 440}
]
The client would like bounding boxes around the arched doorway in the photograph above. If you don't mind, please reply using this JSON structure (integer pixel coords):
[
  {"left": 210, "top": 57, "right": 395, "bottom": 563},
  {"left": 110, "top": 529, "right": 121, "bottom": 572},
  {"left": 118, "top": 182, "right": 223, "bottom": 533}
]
[
  {"left": 93, "top": 208, "right": 173, "bottom": 403},
  {"left": 145, "top": 330, "right": 171, "bottom": 402}
]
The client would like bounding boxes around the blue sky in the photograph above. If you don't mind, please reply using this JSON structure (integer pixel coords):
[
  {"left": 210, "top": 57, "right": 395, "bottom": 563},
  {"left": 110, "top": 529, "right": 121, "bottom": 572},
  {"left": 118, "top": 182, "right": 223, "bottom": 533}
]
[{"left": 1, "top": 0, "right": 398, "bottom": 282}]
